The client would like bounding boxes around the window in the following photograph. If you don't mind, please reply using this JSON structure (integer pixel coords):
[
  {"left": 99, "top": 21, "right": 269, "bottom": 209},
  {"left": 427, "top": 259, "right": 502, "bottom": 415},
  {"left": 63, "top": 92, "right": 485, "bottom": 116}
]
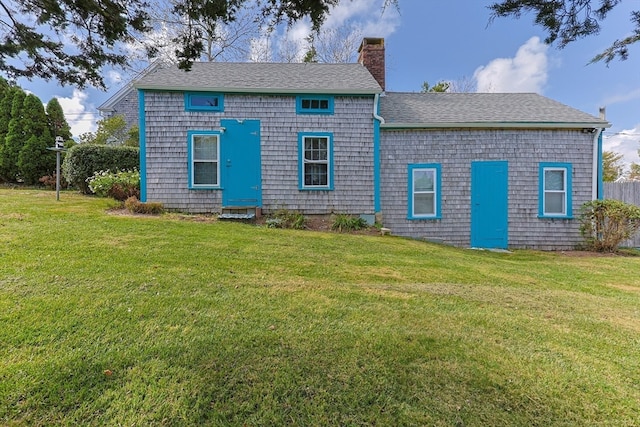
[
  {"left": 298, "top": 133, "right": 333, "bottom": 190},
  {"left": 539, "top": 163, "right": 572, "bottom": 218},
  {"left": 185, "top": 92, "right": 224, "bottom": 112},
  {"left": 408, "top": 164, "right": 441, "bottom": 219},
  {"left": 187, "top": 131, "right": 220, "bottom": 189},
  {"left": 296, "top": 96, "right": 334, "bottom": 114}
]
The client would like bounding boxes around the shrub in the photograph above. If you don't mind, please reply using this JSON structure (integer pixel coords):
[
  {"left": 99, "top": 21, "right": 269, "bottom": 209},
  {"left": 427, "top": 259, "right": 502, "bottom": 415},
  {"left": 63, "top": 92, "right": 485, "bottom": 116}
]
[
  {"left": 579, "top": 199, "right": 640, "bottom": 252},
  {"left": 331, "top": 214, "right": 369, "bottom": 232},
  {"left": 62, "top": 144, "right": 139, "bottom": 194},
  {"left": 87, "top": 170, "right": 140, "bottom": 201},
  {"left": 266, "top": 209, "right": 306, "bottom": 229},
  {"left": 38, "top": 174, "right": 69, "bottom": 190},
  {"left": 124, "top": 196, "right": 164, "bottom": 215}
]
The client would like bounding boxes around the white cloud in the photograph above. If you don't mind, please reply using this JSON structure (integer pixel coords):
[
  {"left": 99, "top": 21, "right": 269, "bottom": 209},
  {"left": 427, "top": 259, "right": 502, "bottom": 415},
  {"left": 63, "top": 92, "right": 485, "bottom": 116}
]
[
  {"left": 250, "top": 0, "right": 399, "bottom": 62},
  {"left": 602, "top": 88, "right": 640, "bottom": 107},
  {"left": 106, "top": 70, "right": 123, "bottom": 86},
  {"left": 56, "top": 90, "right": 98, "bottom": 138},
  {"left": 603, "top": 124, "right": 640, "bottom": 168},
  {"left": 474, "top": 36, "right": 549, "bottom": 93},
  {"left": 325, "top": 0, "right": 399, "bottom": 37}
]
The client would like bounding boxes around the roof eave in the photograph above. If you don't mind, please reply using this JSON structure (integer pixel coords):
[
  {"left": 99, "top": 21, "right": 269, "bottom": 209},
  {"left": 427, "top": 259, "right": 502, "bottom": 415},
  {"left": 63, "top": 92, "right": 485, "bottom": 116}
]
[
  {"left": 381, "top": 121, "right": 612, "bottom": 129},
  {"left": 133, "top": 84, "right": 382, "bottom": 95}
]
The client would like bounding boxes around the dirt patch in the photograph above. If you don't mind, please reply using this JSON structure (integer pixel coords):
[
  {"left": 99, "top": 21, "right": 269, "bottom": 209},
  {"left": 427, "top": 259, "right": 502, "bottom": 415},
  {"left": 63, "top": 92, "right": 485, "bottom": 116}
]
[{"left": 107, "top": 208, "right": 381, "bottom": 235}]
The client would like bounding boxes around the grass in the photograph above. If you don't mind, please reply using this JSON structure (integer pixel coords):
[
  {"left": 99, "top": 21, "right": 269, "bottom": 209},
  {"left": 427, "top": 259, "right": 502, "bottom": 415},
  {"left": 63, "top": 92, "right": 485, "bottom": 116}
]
[{"left": 1, "top": 188, "right": 640, "bottom": 426}]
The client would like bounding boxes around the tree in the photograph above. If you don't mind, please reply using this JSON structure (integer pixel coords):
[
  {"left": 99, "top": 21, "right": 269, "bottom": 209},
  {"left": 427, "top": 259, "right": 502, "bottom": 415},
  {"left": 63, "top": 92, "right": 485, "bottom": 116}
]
[
  {"left": 629, "top": 162, "right": 640, "bottom": 181},
  {"left": 0, "top": 0, "right": 151, "bottom": 89},
  {"left": 0, "top": 88, "right": 25, "bottom": 181},
  {"left": 80, "top": 115, "right": 132, "bottom": 146},
  {"left": 45, "top": 98, "right": 72, "bottom": 141},
  {"left": 17, "top": 94, "right": 53, "bottom": 184},
  {"left": 421, "top": 81, "right": 450, "bottom": 93},
  {"left": 488, "top": 0, "right": 639, "bottom": 64},
  {"left": 0, "top": 81, "right": 15, "bottom": 179},
  {"left": 0, "top": 0, "right": 400, "bottom": 88},
  {"left": 602, "top": 150, "right": 625, "bottom": 182}
]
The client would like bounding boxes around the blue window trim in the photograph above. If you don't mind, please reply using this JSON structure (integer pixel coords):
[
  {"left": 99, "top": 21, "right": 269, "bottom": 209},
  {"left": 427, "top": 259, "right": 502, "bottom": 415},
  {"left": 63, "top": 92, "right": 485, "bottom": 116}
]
[
  {"left": 138, "top": 89, "right": 147, "bottom": 202},
  {"left": 538, "top": 162, "right": 573, "bottom": 218},
  {"left": 184, "top": 92, "right": 224, "bottom": 112},
  {"left": 296, "top": 95, "right": 334, "bottom": 115},
  {"left": 298, "top": 132, "right": 334, "bottom": 191},
  {"left": 407, "top": 163, "right": 442, "bottom": 220},
  {"left": 187, "top": 130, "right": 222, "bottom": 190}
]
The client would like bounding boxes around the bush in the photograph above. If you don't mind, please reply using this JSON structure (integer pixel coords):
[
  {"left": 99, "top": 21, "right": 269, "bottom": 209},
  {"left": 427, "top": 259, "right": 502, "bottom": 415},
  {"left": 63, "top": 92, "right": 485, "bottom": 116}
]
[
  {"left": 266, "top": 209, "right": 306, "bottom": 229},
  {"left": 124, "top": 196, "right": 164, "bottom": 215},
  {"left": 38, "top": 174, "right": 69, "bottom": 190},
  {"left": 331, "top": 214, "right": 369, "bottom": 232},
  {"left": 87, "top": 170, "right": 140, "bottom": 201},
  {"left": 62, "top": 144, "right": 139, "bottom": 194},
  {"left": 579, "top": 199, "right": 640, "bottom": 252}
]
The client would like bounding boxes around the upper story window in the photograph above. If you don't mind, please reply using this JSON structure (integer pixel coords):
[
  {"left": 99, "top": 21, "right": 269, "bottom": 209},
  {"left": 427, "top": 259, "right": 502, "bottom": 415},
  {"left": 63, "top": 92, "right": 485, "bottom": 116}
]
[
  {"left": 185, "top": 92, "right": 224, "bottom": 112},
  {"left": 296, "top": 95, "right": 334, "bottom": 115},
  {"left": 539, "top": 162, "right": 572, "bottom": 218},
  {"left": 408, "top": 164, "right": 442, "bottom": 219}
]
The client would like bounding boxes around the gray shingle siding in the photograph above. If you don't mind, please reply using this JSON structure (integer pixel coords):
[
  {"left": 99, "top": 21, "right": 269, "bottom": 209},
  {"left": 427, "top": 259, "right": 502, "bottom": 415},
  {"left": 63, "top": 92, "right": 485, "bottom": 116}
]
[
  {"left": 100, "top": 88, "right": 139, "bottom": 130},
  {"left": 143, "top": 91, "right": 375, "bottom": 214},
  {"left": 380, "top": 129, "right": 595, "bottom": 250}
]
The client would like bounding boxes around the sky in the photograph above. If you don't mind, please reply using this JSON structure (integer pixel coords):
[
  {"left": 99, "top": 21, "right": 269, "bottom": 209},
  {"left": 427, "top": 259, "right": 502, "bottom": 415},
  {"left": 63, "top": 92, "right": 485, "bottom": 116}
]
[{"left": 15, "top": 0, "right": 640, "bottom": 169}]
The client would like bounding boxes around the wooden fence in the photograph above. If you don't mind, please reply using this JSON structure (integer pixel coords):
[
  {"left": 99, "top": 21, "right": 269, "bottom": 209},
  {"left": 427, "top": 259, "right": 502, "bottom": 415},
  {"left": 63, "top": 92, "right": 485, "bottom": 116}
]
[{"left": 603, "top": 182, "right": 640, "bottom": 248}]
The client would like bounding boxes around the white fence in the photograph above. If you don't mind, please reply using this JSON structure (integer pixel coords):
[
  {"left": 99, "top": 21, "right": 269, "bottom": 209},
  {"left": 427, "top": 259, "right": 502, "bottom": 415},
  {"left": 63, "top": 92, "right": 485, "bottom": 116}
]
[{"left": 603, "top": 182, "right": 640, "bottom": 248}]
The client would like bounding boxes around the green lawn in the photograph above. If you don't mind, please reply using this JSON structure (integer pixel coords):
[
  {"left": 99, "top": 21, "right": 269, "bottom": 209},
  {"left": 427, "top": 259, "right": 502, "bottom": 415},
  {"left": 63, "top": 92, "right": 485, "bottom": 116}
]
[{"left": 1, "top": 188, "right": 639, "bottom": 426}]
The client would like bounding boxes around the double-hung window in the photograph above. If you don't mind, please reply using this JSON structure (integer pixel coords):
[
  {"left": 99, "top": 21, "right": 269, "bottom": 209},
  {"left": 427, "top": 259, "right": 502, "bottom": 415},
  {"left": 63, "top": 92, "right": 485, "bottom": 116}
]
[
  {"left": 539, "top": 163, "right": 572, "bottom": 218},
  {"left": 296, "top": 95, "right": 334, "bottom": 114},
  {"left": 298, "top": 133, "right": 333, "bottom": 190},
  {"left": 188, "top": 131, "right": 220, "bottom": 189},
  {"left": 408, "top": 164, "right": 441, "bottom": 219}
]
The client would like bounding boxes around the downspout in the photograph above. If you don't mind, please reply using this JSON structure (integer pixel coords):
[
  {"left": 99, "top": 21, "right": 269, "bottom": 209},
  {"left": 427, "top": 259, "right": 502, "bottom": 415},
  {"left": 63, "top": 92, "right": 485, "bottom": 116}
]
[
  {"left": 592, "top": 127, "right": 603, "bottom": 201},
  {"left": 373, "top": 93, "right": 385, "bottom": 213},
  {"left": 592, "top": 106, "right": 606, "bottom": 201}
]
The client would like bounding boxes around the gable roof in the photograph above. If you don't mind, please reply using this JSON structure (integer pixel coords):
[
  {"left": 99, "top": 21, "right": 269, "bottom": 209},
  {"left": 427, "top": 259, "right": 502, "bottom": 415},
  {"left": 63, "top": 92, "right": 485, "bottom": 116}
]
[
  {"left": 379, "top": 92, "right": 610, "bottom": 129},
  {"left": 98, "top": 61, "right": 164, "bottom": 113},
  {"left": 134, "top": 62, "right": 383, "bottom": 95}
]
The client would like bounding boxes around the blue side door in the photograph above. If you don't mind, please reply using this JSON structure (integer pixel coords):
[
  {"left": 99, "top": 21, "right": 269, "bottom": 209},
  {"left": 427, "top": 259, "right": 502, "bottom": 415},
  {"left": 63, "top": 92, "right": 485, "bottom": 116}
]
[
  {"left": 471, "top": 161, "right": 508, "bottom": 249},
  {"left": 220, "top": 119, "right": 262, "bottom": 207}
]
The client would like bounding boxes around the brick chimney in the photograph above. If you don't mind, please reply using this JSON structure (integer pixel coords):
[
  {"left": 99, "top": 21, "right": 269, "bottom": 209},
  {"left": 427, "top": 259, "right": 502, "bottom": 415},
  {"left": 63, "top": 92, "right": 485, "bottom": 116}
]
[{"left": 358, "top": 38, "right": 385, "bottom": 90}]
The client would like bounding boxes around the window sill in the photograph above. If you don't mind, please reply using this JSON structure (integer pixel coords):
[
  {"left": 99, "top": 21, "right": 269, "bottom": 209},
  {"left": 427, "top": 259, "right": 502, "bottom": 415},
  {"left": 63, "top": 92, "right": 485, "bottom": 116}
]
[
  {"left": 189, "top": 186, "right": 223, "bottom": 190},
  {"left": 537, "top": 215, "right": 573, "bottom": 220}
]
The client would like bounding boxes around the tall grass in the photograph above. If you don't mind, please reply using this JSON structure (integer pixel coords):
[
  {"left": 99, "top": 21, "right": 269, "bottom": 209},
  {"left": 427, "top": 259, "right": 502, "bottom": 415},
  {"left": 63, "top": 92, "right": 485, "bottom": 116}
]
[{"left": 1, "top": 189, "right": 639, "bottom": 426}]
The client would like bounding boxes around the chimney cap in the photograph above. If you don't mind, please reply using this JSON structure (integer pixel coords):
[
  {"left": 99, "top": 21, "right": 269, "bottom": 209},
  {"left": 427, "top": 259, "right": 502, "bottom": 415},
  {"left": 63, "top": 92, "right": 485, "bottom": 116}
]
[{"left": 358, "top": 37, "right": 385, "bottom": 52}]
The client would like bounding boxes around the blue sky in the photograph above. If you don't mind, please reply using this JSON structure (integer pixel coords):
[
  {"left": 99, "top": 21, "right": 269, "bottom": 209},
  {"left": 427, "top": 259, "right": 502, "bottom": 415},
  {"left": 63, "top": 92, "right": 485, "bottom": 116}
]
[{"left": 16, "top": 0, "right": 640, "bottom": 168}]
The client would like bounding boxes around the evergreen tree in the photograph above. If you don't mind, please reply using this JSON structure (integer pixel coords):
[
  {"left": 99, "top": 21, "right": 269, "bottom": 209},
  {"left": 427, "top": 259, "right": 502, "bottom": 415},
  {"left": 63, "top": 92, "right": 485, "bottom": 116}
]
[
  {"left": 1, "top": 89, "right": 26, "bottom": 182},
  {"left": 0, "top": 81, "right": 13, "bottom": 181},
  {"left": 18, "top": 94, "right": 53, "bottom": 184},
  {"left": 0, "top": 86, "right": 18, "bottom": 140},
  {"left": 46, "top": 98, "right": 72, "bottom": 141}
]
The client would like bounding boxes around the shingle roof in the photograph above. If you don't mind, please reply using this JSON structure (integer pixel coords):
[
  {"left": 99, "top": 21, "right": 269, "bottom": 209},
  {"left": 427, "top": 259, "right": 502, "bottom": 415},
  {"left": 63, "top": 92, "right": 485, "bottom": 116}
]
[
  {"left": 134, "top": 62, "right": 383, "bottom": 94},
  {"left": 379, "top": 92, "right": 609, "bottom": 128}
]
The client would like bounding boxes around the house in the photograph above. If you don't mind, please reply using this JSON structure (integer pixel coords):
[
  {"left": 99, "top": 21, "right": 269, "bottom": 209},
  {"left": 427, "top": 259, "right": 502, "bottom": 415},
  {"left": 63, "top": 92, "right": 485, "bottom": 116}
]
[
  {"left": 97, "top": 61, "right": 164, "bottom": 129},
  {"left": 132, "top": 37, "right": 610, "bottom": 250}
]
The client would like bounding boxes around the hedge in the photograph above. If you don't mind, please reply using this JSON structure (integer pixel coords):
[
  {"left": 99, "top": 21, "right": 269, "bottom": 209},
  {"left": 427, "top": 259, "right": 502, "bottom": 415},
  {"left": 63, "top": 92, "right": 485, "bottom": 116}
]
[{"left": 62, "top": 144, "right": 139, "bottom": 194}]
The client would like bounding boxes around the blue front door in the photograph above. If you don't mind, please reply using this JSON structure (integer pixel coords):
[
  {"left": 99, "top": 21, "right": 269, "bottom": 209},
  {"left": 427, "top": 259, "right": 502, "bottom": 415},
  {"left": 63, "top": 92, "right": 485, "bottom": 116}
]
[
  {"left": 220, "top": 119, "right": 261, "bottom": 207},
  {"left": 471, "top": 161, "right": 508, "bottom": 249}
]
